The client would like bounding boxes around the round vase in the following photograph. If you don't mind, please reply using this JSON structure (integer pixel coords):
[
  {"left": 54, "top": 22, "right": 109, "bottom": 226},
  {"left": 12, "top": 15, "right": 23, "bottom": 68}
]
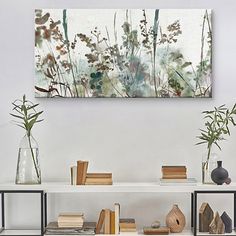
[
  {"left": 211, "top": 161, "right": 228, "bottom": 185},
  {"left": 166, "top": 204, "right": 186, "bottom": 233}
]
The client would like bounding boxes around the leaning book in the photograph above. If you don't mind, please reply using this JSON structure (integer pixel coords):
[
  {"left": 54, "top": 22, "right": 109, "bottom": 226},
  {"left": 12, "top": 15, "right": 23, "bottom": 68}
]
[{"left": 45, "top": 222, "right": 96, "bottom": 235}]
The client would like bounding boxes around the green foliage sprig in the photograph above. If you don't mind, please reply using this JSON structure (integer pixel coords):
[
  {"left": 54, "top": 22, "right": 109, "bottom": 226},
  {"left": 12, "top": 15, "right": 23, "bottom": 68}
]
[
  {"left": 196, "top": 103, "right": 236, "bottom": 162},
  {"left": 10, "top": 95, "right": 43, "bottom": 136}
]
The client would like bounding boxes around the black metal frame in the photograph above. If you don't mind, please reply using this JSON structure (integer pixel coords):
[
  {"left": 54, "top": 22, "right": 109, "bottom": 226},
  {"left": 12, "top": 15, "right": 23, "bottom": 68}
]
[
  {"left": 193, "top": 190, "right": 236, "bottom": 236},
  {"left": 0, "top": 190, "right": 45, "bottom": 236}
]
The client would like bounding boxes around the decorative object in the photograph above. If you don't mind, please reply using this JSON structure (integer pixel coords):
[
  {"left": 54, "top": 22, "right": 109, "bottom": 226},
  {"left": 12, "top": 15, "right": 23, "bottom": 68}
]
[
  {"left": 225, "top": 178, "right": 232, "bottom": 185},
  {"left": 35, "top": 9, "right": 212, "bottom": 98},
  {"left": 151, "top": 221, "right": 161, "bottom": 228},
  {"left": 143, "top": 227, "right": 170, "bottom": 235},
  {"left": 221, "top": 211, "right": 232, "bottom": 233},
  {"left": 166, "top": 204, "right": 186, "bottom": 233},
  {"left": 209, "top": 212, "right": 225, "bottom": 234},
  {"left": 10, "top": 95, "right": 43, "bottom": 184},
  {"left": 199, "top": 202, "right": 214, "bottom": 232},
  {"left": 196, "top": 104, "right": 236, "bottom": 184},
  {"left": 211, "top": 161, "right": 229, "bottom": 185}
]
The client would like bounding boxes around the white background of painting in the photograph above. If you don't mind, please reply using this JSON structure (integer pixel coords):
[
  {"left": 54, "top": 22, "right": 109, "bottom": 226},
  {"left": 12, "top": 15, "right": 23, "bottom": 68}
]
[{"left": 0, "top": 0, "right": 236, "bottom": 231}]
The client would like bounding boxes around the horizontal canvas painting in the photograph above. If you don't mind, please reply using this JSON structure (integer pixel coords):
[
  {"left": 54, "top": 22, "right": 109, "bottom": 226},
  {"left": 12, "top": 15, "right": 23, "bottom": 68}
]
[{"left": 35, "top": 9, "right": 212, "bottom": 98}]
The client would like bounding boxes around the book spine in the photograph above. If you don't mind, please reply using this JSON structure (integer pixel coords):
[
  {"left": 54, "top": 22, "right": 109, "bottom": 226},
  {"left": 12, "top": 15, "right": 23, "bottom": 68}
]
[
  {"left": 82, "top": 161, "right": 88, "bottom": 185},
  {"left": 77, "top": 161, "right": 84, "bottom": 185},
  {"left": 110, "top": 211, "right": 115, "bottom": 234},
  {"left": 104, "top": 209, "right": 111, "bottom": 234},
  {"left": 114, "top": 203, "right": 120, "bottom": 235}
]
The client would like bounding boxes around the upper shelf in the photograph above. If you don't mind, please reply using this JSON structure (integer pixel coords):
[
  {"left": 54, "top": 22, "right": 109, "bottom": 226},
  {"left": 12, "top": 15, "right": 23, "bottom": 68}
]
[{"left": 0, "top": 182, "right": 236, "bottom": 193}]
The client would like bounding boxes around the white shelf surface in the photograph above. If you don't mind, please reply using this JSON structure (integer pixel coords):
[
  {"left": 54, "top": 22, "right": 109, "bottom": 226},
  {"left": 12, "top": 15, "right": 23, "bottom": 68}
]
[
  {"left": 0, "top": 229, "right": 41, "bottom": 235},
  {"left": 0, "top": 182, "right": 236, "bottom": 193}
]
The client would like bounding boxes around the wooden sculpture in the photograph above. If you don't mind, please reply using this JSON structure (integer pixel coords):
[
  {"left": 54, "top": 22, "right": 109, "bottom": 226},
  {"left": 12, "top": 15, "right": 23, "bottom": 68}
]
[
  {"left": 221, "top": 211, "right": 232, "bottom": 233},
  {"left": 199, "top": 202, "right": 214, "bottom": 232},
  {"left": 209, "top": 212, "right": 225, "bottom": 234},
  {"left": 166, "top": 204, "right": 186, "bottom": 233}
]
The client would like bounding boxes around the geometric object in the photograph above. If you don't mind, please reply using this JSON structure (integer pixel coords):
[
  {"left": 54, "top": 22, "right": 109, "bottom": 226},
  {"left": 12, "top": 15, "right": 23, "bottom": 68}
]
[
  {"left": 199, "top": 202, "right": 214, "bottom": 232},
  {"left": 211, "top": 161, "right": 229, "bottom": 185},
  {"left": 209, "top": 212, "right": 225, "bottom": 234},
  {"left": 151, "top": 220, "right": 161, "bottom": 228},
  {"left": 35, "top": 9, "right": 212, "bottom": 98},
  {"left": 221, "top": 211, "right": 232, "bottom": 233},
  {"left": 143, "top": 226, "right": 170, "bottom": 235},
  {"left": 166, "top": 204, "right": 186, "bottom": 233}
]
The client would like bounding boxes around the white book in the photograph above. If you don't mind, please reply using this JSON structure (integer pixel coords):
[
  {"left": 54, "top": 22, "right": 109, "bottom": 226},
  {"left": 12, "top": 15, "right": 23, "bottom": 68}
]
[
  {"left": 70, "top": 166, "right": 77, "bottom": 185},
  {"left": 159, "top": 178, "right": 197, "bottom": 186},
  {"left": 114, "top": 203, "right": 120, "bottom": 234}
]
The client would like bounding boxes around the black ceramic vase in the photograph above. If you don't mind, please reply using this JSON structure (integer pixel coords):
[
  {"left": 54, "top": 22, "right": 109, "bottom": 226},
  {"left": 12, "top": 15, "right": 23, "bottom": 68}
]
[{"left": 211, "top": 161, "right": 228, "bottom": 185}]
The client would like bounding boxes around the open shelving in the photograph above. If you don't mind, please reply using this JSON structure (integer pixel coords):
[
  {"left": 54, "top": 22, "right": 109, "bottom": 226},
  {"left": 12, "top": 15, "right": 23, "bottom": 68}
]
[{"left": 0, "top": 182, "right": 236, "bottom": 236}]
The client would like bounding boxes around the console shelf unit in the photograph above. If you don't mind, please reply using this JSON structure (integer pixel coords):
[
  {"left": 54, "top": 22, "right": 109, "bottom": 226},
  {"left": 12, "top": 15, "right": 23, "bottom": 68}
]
[{"left": 0, "top": 182, "right": 236, "bottom": 236}]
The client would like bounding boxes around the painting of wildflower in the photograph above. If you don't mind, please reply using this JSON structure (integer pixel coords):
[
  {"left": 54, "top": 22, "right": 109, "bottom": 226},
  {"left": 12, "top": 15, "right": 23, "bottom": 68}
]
[{"left": 35, "top": 9, "right": 212, "bottom": 98}]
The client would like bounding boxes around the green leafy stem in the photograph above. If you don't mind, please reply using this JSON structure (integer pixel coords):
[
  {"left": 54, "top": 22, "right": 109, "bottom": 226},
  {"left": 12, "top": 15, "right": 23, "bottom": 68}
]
[{"left": 10, "top": 95, "right": 43, "bottom": 180}]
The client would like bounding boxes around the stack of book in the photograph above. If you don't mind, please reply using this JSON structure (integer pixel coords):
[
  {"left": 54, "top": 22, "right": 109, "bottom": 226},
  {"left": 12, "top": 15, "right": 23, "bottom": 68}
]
[
  {"left": 70, "top": 160, "right": 113, "bottom": 185},
  {"left": 58, "top": 213, "right": 84, "bottom": 228},
  {"left": 85, "top": 173, "right": 112, "bottom": 185},
  {"left": 162, "top": 166, "right": 187, "bottom": 179},
  {"left": 45, "top": 222, "right": 96, "bottom": 235},
  {"left": 96, "top": 203, "right": 120, "bottom": 234},
  {"left": 120, "top": 218, "right": 137, "bottom": 232}
]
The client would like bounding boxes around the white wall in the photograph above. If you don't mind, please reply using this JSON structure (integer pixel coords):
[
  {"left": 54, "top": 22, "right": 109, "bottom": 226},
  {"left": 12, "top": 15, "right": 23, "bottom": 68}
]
[{"left": 0, "top": 0, "right": 236, "bottom": 230}]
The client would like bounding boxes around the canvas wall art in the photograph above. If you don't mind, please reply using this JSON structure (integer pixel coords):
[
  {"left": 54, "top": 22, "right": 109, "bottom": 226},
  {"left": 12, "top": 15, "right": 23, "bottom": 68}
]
[{"left": 35, "top": 9, "right": 212, "bottom": 98}]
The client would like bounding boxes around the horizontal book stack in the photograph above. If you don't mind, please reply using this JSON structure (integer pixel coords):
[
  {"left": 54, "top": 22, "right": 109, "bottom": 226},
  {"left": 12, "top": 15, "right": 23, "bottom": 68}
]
[
  {"left": 70, "top": 160, "right": 113, "bottom": 185},
  {"left": 85, "top": 173, "right": 112, "bottom": 185},
  {"left": 162, "top": 166, "right": 187, "bottom": 179},
  {"left": 58, "top": 213, "right": 84, "bottom": 228},
  {"left": 96, "top": 203, "right": 120, "bottom": 234},
  {"left": 45, "top": 222, "right": 96, "bottom": 235},
  {"left": 120, "top": 218, "right": 137, "bottom": 232}
]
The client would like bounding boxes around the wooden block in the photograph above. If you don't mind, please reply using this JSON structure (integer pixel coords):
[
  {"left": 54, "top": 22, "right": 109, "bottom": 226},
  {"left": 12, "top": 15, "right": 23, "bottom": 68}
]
[
  {"left": 199, "top": 202, "right": 214, "bottom": 232},
  {"left": 209, "top": 212, "right": 225, "bottom": 234},
  {"left": 221, "top": 211, "right": 232, "bottom": 233},
  {"left": 143, "top": 227, "right": 170, "bottom": 235}
]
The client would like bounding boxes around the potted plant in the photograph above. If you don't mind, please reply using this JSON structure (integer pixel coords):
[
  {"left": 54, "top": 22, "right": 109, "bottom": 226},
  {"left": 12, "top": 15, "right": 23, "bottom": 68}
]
[
  {"left": 10, "top": 95, "right": 43, "bottom": 184},
  {"left": 196, "top": 103, "right": 236, "bottom": 184}
]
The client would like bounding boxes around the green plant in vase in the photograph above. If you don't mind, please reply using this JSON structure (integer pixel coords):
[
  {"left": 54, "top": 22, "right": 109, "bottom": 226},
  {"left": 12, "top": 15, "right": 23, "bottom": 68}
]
[
  {"left": 10, "top": 95, "right": 43, "bottom": 184},
  {"left": 196, "top": 103, "right": 236, "bottom": 184}
]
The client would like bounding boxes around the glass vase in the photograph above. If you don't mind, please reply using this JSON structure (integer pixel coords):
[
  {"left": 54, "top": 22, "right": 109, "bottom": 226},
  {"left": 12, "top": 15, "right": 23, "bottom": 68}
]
[
  {"left": 15, "top": 133, "right": 41, "bottom": 184},
  {"left": 202, "top": 152, "right": 219, "bottom": 184}
]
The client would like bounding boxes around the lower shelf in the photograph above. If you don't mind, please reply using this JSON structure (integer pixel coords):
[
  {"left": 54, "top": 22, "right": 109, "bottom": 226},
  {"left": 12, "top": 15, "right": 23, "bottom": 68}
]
[
  {"left": 197, "top": 229, "right": 236, "bottom": 235},
  {"left": 0, "top": 229, "right": 41, "bottom": 235}
]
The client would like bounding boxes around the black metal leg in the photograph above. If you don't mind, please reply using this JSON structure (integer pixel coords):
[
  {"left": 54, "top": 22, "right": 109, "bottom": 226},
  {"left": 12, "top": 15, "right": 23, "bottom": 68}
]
[
  {"left": 41, "top": 191, "right": 44, "bottom": 236},
  {"left": 234, "top": 192, "right": 236, "bottom": 229},
  {"left": 44, "top": 193, "right": 47, "bottom": 228},
  {"left": 194, "top": 191, "right": 197, "bottom": 236},
  {"left": 1, "top": 192, "right": 5, "bottom": 229},
  {"left": 191, "top": 192, "right": 193, "bottom": 228}
]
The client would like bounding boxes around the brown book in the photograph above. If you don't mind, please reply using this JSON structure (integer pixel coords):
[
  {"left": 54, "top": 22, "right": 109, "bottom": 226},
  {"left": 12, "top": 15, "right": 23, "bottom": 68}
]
[
  {"left": 96, "top": 209, "right": 105, "bottom": 234},
  {"left": 76, "top": 161, "right": 88, "bottom": 185},
  {"left": 120, "top": 228, "right": 137, "bottom": 232},
  {"left": 82, "top": 162, "right": 88, "bottom": 184},
  {"left": 162, "top": 175, "right": 187, "bottom": 179},
  {"left": 162, "top": 166, "right": 186, "bottom": 172},
  {"left": 86, "top": 173, "right": 112, "bottom": 179},
  {"left": 143, "top": 227, "right": 170, "bottom": 235},
  {"left": 85, "top": 178, "right": 113, "bottom": 185},
  {"left": 110, "top": 211, "right": 115, "bottom": 234},
  {"left": 120, "top": 218, "right": 135, "bottom": 223},
  {"left": 104, "top": 209, "right": 111, "bottom": 234},
  {"left": 162, "top": 170, "right": 186, "bottom": 174}
]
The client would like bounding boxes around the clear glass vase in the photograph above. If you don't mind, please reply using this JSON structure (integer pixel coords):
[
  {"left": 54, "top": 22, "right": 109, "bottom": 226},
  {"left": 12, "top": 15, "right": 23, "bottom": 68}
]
[
  {"left": 15, "top": 133, "right": 41, "bottom": 184},
  {"left": 202, "top": 152, "right": 219, "bottom": 184}
]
